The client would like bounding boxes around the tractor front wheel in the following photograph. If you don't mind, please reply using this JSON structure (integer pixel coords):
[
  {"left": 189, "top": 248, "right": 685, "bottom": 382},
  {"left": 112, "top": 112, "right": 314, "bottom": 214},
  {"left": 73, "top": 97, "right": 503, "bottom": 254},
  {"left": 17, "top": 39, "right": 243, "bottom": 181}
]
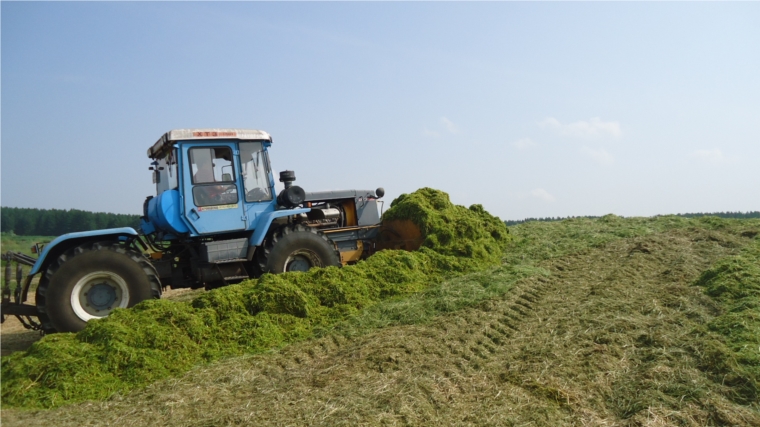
[
  {"left": 36, "top": 241, "right": 161, "bottom": 333},
  {"left": 258, "top": 225, "right": 341, "bottom": 274}
]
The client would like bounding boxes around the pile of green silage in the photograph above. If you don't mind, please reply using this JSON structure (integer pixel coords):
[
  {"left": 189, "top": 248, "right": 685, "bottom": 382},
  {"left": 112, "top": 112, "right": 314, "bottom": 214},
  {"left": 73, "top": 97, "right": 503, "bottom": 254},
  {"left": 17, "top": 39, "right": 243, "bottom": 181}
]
[
  {"left": 693, "top": 237, "right": 760, "bottom": 405},
  {"left": 382, "top": 187, "right": 509, "bottom": 264},
  {"left": 1, "top": 188, "right": 510, "bottom": 409}
]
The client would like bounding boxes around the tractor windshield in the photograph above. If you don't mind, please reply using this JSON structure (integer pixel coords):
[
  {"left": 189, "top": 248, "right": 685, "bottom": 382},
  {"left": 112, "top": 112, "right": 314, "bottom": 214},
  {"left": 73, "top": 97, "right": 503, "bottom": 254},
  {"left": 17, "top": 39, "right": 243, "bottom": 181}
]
[{"left": 239, "top": 142, "right": 273, "bottom": 202}]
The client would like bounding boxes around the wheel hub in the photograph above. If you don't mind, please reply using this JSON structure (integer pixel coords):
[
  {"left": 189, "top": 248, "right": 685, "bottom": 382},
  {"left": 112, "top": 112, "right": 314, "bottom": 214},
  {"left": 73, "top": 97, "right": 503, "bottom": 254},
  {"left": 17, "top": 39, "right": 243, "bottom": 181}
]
[
  {"left": 286, "top": 255, "right": 312, "bottom": 272},
  {"left": 86, "top": 283, "right": 118, "bottom": 311},
  {"left": 284, "top": 250, "right": 323, "bottom": 272},
  {"left": 71, "top": 271, "right": 130, "bottom": 321}
]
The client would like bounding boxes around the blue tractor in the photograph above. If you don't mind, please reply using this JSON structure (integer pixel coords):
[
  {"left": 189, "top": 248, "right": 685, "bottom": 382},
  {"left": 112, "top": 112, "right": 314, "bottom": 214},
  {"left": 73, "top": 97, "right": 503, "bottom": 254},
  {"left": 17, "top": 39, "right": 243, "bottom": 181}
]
[{"left": 1, "top": 129, "right": 420, "bottom": 333}]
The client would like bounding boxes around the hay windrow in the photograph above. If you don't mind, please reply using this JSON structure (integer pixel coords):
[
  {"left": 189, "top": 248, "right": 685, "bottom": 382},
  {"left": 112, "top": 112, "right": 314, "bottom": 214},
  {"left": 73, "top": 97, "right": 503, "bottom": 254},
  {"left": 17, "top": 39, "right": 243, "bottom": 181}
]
[
  {"left": 5, "top": 217, "right": 760, "bottom": 426},
  {"left": 693, "top": 238, "right": 760, "bottom": 404},
  {"left": 1, "top": 188, "right": 511, "bottom": 409}
]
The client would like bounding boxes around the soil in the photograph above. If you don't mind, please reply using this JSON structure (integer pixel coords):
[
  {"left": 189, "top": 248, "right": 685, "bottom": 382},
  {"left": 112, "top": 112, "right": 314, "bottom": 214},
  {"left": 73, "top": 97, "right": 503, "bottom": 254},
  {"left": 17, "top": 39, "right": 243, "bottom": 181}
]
[
  {"left": 0, "top": 314, "right": 42, "bottom": 357},
  {"left": 1, "top": 282, "right": 42, "bottom": 357}
]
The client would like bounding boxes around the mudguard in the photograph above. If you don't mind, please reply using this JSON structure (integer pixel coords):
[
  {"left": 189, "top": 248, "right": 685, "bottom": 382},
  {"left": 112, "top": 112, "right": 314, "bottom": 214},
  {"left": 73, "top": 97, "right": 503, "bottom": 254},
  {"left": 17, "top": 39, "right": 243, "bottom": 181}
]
[
  {"left": 249, "top": 208, "right": 310, "bottom": 247},
  {"left": 28, "top": 227, "right": 139, "bottom": 276}
]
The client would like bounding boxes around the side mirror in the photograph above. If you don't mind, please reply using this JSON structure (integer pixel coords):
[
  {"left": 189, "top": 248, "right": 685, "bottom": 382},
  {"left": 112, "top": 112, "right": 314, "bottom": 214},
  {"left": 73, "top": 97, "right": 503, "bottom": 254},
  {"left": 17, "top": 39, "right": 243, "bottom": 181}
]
[{"left": 222, "top": 173, "right": 232, "bottom": 182}]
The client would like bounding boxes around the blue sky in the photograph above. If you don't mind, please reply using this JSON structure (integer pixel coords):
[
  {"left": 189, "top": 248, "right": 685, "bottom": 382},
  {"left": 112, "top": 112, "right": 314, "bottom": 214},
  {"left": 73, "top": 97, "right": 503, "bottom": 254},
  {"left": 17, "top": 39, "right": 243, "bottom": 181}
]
[{"left": 2, "top": 2, "right": 758, "bottom": 220}]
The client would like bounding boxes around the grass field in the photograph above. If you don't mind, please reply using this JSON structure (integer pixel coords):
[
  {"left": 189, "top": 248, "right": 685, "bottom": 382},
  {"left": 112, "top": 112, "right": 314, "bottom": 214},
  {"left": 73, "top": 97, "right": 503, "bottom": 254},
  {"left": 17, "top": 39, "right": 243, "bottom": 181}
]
[
  {"left": 0, "top": 233, "right": 54, "bottom": 279},
  {"left": 2, "top": 215, "right": 759, "bottom": 426},
  {"left": 0, "top": 233, "right": 53, "bottom": 256}
]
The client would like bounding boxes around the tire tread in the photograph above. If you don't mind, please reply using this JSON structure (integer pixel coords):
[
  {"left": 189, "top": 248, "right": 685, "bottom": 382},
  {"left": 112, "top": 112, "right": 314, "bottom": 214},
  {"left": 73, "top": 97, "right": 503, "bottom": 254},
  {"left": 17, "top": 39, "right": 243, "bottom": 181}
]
[
  {"left": 35, "top": 241, "right": 161, "bottom": 334},
  {"left": 256, "top": 224, "right": 340, "bottom": 274}
]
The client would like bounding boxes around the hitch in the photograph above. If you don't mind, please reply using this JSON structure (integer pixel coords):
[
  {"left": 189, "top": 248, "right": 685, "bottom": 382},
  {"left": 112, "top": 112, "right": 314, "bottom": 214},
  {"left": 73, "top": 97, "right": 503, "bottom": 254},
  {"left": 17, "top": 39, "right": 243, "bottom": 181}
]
[{"left": 1, "top": 251, "right": 42, "bottom": 331}]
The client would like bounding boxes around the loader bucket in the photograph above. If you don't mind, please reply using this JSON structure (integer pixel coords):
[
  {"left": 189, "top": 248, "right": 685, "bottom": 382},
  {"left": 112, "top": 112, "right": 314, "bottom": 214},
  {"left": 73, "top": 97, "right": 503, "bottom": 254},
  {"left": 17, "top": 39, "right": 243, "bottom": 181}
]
[{"left": 374, "top": 219, "right": 424, "bottom": 252}]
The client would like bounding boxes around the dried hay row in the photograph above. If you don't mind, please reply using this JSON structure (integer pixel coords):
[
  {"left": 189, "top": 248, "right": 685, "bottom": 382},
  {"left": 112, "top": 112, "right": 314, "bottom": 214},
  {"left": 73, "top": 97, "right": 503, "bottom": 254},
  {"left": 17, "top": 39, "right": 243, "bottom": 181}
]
[{"left": 4, "top": 224, "right": 759, "bottom": 426}]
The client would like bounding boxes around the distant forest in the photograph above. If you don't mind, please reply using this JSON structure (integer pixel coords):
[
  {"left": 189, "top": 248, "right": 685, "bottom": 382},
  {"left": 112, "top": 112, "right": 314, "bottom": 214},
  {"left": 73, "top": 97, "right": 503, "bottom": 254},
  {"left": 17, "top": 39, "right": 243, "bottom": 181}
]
[
  {"left": 505, "top": 211, "right": 760, "bottom": 226},
  {"left": 1, "top": 207, "right": 141, "bottom": 236},
  {"left": 2, "top": 206, "right": 758, "bottom": 236}
]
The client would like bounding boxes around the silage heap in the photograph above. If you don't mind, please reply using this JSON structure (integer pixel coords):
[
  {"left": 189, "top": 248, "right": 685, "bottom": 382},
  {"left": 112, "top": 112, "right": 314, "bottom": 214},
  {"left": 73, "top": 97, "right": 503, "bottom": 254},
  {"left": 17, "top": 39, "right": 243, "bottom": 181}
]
[{"left": 1, "top": 188, "right": 510, "bottom": 409}]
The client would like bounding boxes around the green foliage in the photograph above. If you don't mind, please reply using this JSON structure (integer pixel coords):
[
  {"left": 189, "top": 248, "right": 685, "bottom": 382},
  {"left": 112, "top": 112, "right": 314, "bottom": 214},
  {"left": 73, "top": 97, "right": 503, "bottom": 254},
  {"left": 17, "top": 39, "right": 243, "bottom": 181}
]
[
  {"left": 693, "top": 239, "right": 760, "bottom": 404},
  {"left": 339, "top": 213, "right": 758, "bottom": 346},
  {"left": 324, "top": 263, "right": 550, "bottom": 338},
  {"left": 0, "top": 233, "right": 55, "bottom": 280},
  {"left": 384, "top": 187, "right": 511, "bottom": 264},
  {"left": 0, "top": 207, "right": 140, "bottom": 236},
  {"left": 677, "top": 211, "right": 760, "bottom": 220},
  {"left": 1, "top": 188, "right": 511, "bottom": 409},
  {"left": 4, "top": 192, "right": 758, "bottom": 411},
  {"left": 505, "top": 211, "right": 760, "bottom": 226}
]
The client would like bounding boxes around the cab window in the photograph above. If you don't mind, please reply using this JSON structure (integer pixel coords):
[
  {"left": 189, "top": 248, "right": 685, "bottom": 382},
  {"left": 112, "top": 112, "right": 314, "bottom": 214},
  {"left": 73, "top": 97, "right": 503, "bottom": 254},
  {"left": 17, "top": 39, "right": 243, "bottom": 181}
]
[
  {"left": 239, "top": 142, "right": 273, "bottom": 202},
  {"left": 188, "top": 147, "right": 238, "bottom": 207}
]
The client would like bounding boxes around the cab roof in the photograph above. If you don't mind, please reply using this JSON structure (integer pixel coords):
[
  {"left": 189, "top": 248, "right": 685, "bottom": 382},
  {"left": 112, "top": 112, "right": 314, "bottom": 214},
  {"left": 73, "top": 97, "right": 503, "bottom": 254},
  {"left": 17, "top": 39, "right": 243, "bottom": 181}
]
[{"left": 147, "top": 128, "right": 272, "bottom": 158}]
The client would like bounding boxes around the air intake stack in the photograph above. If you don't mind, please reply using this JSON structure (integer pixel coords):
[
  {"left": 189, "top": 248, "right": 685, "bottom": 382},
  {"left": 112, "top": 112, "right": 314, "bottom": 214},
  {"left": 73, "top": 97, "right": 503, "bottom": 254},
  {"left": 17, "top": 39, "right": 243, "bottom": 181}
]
[{"left": 277, "top": 170, "right": 305, "bottom": 208}]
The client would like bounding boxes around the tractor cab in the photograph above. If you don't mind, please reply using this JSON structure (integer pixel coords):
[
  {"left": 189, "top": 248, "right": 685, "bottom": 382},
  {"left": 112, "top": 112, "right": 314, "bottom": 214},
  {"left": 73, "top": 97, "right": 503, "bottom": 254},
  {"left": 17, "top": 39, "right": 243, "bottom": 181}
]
[
  {"left": 142, "top": 129, "right": 280, "bottom": 238},
  {"left": 137, "top": 128, "right": 392, "bottom": 292}
]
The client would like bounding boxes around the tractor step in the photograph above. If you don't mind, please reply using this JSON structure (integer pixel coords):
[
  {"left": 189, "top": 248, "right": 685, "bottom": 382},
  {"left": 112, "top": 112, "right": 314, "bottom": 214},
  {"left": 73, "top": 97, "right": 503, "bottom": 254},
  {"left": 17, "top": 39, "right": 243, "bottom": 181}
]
[
  {"left": 223, "top": 276, "right": 249, "bottom": 281},
  {"left": 213, "top": 258, "right": 247, "bottom": 265}
]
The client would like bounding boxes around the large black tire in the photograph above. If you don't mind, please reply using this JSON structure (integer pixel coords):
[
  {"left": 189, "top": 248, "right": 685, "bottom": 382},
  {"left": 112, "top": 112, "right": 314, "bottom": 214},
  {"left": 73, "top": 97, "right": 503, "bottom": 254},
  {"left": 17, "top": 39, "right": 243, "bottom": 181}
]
[
  {"left": 257, "top": 224, "right": 341, "bottom": 274},
  {"left": 36, "top": 241, "right": 161, "bottom": 333}
]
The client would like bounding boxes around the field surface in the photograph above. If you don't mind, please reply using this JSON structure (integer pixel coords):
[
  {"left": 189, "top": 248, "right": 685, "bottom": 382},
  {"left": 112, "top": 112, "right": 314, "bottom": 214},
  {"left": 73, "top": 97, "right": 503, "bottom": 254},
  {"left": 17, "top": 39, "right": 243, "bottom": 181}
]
[
  {"left": 2, "top": 217, "right": 759, "bottom": 426},
  {"left": 0, "top": 234, "right": 53, "bottom": 260}
]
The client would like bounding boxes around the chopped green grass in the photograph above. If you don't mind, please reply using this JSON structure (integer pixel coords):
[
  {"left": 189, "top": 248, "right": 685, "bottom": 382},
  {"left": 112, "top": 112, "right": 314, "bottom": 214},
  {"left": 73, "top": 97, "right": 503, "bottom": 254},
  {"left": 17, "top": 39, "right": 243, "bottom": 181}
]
[
  {"left": 3, "top": 198, "right": 759, "bottom": 413},
  {"left": 693, "top": 238, "right": 760, "bottom": 404},
  {"left": 3, "top": 211, "right": 760, "bottom": 425},
  {"left": 6, "top": 218, "right": 759, "bottom": 426},
  {"left": 1, "top": 188, "right": 511, "bottom": 408},
  {"left": 323, "top": 263, "right": 550, "bottom": 339}
]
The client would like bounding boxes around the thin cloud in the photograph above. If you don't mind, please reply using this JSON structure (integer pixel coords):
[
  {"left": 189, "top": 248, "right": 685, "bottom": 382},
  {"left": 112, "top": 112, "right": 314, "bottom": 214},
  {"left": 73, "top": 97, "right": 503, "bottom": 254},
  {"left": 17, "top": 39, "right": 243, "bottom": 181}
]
[
  {"left": 539, "top": 117, "right": 561, "bottom": 129},
  {"left": 512, "top": 138, "right": 536, "bottom": 150},
  {"left": 531, "top": 188, "right": 555, "bottom": 202},
  {"left": 440, "top": 117, "right": 458, "bottom": 133},
  {"left": 582, "top": 146, "right": 615, "bottom": 166},
  {"left": 540, "top": 117, "right": 622, "bottom": 139}
]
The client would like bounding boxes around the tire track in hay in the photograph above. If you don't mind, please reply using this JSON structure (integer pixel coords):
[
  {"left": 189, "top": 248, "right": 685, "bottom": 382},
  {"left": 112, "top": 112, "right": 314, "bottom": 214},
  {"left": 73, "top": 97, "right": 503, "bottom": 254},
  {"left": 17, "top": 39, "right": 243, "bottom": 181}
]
[
  {"left": 492, "top": 230, "right": 758, "bottom": 426},
  {"left": 4, "top": 228, "right": 759, "bottom": 426},
  {"left": 437, "top": 274, "right": 554, "bottom": 377}
]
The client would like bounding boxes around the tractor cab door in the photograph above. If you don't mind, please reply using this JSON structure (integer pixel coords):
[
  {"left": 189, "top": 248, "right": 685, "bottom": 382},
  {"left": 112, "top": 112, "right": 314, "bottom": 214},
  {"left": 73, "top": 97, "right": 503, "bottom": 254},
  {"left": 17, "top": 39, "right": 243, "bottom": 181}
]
[
  {"left": 238, "top": 141, "right": 276, "bottom": 224},
  {"left": 181, "top": 143, "right": 247, "bottom": 235}
]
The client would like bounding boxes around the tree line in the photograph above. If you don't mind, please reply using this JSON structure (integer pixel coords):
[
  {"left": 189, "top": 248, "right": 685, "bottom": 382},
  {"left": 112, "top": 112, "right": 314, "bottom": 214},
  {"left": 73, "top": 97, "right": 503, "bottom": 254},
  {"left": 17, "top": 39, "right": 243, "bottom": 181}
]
[
  {"left": 3, "top": 206, "right": 758, "bottom": 236},
  {"left": 505, "top": 216, "right": 600, "bottom": 226},
  {"left": 1, "top": 207, "right": 141, "bottom": 236},
  {"left": 505, "top": 211, "right": 760, "bottom": 226}
]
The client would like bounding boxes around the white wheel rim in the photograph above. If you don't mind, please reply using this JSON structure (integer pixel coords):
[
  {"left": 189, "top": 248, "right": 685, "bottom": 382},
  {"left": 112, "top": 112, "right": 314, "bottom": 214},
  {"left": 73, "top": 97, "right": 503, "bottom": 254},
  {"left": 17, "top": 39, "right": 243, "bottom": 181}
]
[
  {"left": 284, "top": 249, "right": 322, "bottom": 272},
  {"left": 70, "top": 271, "right": 130, "bottom": 322}
]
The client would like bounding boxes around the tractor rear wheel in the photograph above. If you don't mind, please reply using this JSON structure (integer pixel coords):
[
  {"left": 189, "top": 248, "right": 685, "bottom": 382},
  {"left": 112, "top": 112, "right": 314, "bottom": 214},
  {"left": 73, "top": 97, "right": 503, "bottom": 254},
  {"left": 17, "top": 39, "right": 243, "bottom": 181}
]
[
  {"left": 35, "top": 241, "right": 161, "bottom": 333},
  {"left": 257, "top": 224, "right": 341, "bottom": 274}
]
